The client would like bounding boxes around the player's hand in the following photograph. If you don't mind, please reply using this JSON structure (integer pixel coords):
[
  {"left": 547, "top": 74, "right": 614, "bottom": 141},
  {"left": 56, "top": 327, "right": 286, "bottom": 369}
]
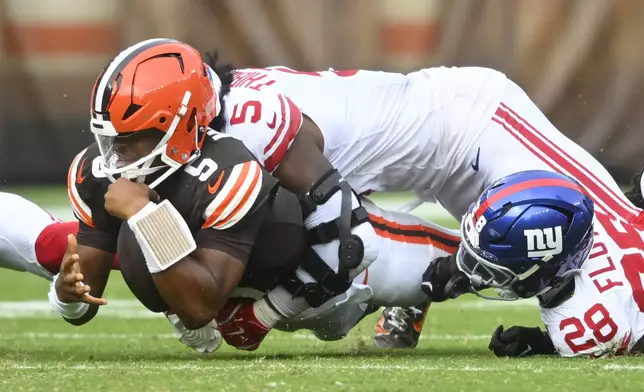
[
  {"left": 215, "top": 298, "right": 271, "bottom": 351},
  {"left": 421, "top": 254, "right": 472, "bottom": 302},
  {"left": 55, "top": 234, "right": 107, "bottom": 306},
  {"left": 488, "top": 325, "right": 556, "bottom": 357},
  {"left": 104, "top": 177, "right": 159, "bottom": 220}
]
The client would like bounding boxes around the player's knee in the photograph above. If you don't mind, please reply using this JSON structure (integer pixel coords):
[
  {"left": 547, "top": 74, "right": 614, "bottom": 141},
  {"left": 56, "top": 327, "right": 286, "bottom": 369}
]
[{"left": 176, "top": 304, "right": 217, "bottom": 330}]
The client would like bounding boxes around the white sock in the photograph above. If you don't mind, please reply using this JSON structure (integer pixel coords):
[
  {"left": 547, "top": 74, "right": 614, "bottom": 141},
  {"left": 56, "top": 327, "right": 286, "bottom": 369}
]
[
  {"left": 253, "top": 297, "right": 284, "bottom": 328},
  {"left": 266, "top": 286, "right": 310, "bottom": 319}
]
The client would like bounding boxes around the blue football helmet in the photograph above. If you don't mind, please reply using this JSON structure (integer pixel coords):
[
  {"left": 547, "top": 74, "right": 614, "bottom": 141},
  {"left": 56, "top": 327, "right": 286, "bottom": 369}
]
[{"left": 457, "top": 170, "right": 594, "bottom": 300}]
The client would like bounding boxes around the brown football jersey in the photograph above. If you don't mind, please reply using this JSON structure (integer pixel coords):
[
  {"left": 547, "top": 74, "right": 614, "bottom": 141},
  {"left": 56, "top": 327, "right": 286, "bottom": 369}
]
[{"left": 67, "top": 131, "right": 306, "bottom": 300}]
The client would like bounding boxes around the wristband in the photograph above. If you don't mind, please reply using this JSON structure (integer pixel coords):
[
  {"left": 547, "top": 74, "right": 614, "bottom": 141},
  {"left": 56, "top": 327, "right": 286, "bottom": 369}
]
[
  {"left": 48, "top": 273, "right": 90, "bottom": 319},
  {"left": 128, "top": 200, "right": 196, "bottom": 273}
]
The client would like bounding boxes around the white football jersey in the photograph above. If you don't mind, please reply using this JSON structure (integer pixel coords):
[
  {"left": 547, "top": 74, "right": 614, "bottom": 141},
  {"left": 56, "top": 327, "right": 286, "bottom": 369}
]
[
  {"left": 221, "top": 83, "right": 303, "bottom": 173},
  {"left": 540, "top": 211, "right": 644, "bottom": 357},
  {"left": 222, "top": 65, "right": 644, "bottom": 225},
  {"left": 224, "top": 66, "right": 507, "bottom": 198}
]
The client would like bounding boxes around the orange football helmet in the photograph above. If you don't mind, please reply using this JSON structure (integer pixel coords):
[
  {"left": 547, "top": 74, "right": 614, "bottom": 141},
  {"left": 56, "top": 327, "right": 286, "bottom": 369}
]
[{"left": 89, "top": 38, "right": 222, "bottom": 188}]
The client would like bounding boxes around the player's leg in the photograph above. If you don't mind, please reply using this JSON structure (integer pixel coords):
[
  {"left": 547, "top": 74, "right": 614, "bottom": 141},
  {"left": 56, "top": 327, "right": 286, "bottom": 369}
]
[
  {"left": 275, "top": 301, "right": 379, "bottom": 341},
  {"left": 274, "top": 198, "right": 458, "bottom": 344},
  {"left": 0, "top": 192, "right": 64, "bottom": 280},
  {"left": 488, "top": 78, "right": 641, "bottom": 221},
  {"left": 361, "top": 197, "right": 459, "bottom": 348},
  {"left": 34, "top": 221, "right": 79, "bottom": 274}
]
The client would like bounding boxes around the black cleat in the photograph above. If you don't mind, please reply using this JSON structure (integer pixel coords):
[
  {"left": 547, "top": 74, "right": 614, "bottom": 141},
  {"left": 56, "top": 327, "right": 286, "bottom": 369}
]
[{"left": 373, "top": 304, "right": 430, "bottom": 349}]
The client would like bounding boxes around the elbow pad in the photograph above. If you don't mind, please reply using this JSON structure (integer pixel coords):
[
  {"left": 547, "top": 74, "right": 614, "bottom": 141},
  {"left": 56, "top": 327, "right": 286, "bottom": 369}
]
[
  {"left": 301, "top": 169, "right": 378, "bottom": 274},
  {"left": 281, "top": 169, "right": 380, "bottom": 308}
]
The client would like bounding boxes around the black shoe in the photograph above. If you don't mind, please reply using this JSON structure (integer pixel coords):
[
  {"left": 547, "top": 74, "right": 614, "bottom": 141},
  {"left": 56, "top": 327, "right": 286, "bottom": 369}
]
[{"left": 373, "top": 304, "right": 430, "bottom": 349}]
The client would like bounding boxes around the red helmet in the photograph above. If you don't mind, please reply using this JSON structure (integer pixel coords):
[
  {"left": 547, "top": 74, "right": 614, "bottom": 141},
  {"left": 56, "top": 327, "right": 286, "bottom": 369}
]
[{"left": 89, "top": 38, "right": 222, "bottom": 187}]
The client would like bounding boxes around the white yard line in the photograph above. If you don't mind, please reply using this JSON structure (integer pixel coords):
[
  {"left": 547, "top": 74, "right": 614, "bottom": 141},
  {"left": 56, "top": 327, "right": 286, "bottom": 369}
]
[
  {"left": 3, "top": 362, "right": 642, "bottom": 372},
  {"left": 601, "top": 364, "right": 644, "bottom": 371},
  {"left": 0, "top": 331, "right": 491, "bottom": 342},
  {"left": 0, "top": 298, "right": 538, "bottom": 319}
]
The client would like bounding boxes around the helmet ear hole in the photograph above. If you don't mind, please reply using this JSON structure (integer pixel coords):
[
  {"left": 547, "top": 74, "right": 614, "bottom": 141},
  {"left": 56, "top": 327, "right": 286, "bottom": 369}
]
[
  {"left": 499, "top": 202, "right": 513, "bottom": 217},
  {"left": 122, "top": 103, "right": 142, "bottom": 121},
  {"left": 186, "top": 107, "right": 197, "bottom": 133},
  {"left": 548, "top": 206, "right": 575, "bottom": 235}
]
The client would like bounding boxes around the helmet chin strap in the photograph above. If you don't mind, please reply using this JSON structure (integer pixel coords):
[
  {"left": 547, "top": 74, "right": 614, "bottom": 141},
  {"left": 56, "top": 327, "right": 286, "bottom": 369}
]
[
  {"left": 146, "top": 119, "right": 202, "bottom": 190},
  {"left": 468, "top": 287, "right": 521, "bottom": 301},
  {"left": 538, "top": 269, "right": 580, "bottom": 297},
  {"left": 147, "top": 153, "right": 199, "bottom": 190}
]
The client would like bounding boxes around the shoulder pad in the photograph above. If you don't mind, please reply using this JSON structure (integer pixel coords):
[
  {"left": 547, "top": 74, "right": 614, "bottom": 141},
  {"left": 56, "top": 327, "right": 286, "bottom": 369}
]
[
  {"left": 179, "top": 134, "right": 277, "bottom": 230},
  {"left": 224, "top": 87, "right": 303, "bottom": 172},
  {"left": 200, "top": 160, "right": 265, "bottom": 230},
  {"left": 67, "top": 145, "right": 108, "bottom": 227}
]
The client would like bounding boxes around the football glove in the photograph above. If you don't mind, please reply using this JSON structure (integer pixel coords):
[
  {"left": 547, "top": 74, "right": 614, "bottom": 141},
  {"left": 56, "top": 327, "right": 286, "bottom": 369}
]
[
  {"left": 165, "top": 313, "right": 222, "bottom": 354},
  {"left": 421, "top": 254, "right": 472, "bottom": 302},
  {"left": 488, "top": 325, "right": 556, "bottom": 357}
]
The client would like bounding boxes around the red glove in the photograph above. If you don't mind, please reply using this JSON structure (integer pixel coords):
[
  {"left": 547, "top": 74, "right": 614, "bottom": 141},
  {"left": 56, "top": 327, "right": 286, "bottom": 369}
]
[{"left": 216, "top": 298, "right": 271, "bottom": 351}]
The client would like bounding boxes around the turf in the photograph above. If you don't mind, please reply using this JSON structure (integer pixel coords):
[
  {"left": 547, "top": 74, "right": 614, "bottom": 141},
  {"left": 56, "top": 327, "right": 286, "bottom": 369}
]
[{"left": 0, "top": 187, "right": 643, "bottom": 391}]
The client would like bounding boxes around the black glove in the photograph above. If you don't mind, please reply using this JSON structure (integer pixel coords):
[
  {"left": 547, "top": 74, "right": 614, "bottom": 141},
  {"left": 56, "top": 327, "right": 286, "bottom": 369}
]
[
  {"left": 421, "top": 254, "right": 472, "bottom": 302},
  {"left": 488, "top": 325, "right": 556, "bottom": 357}
]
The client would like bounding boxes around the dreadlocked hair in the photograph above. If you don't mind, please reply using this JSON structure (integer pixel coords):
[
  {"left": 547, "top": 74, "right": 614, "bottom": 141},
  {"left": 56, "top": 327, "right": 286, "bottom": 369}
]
[
  {"left": 624, "top": 170, "right": 644, "bottom": 209},
  {"left": 204, "top": 50, "right": 234, "bottom": 132}
]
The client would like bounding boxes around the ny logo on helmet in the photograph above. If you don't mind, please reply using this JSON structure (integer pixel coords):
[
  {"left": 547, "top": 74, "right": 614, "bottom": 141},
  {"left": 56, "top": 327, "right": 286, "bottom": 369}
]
[{"left": 523, "top": 226, "right": 563, "bottom": 258}]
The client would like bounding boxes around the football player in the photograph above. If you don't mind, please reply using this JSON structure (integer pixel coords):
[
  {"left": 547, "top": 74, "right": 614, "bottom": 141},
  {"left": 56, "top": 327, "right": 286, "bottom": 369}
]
[
  {"left": 52, "top": 39, "right": 380, "bottom": 347},
  {"left": 0, "top": 192, "right": 221, "bottom": 353},
  {"left": 450, "top": 170, "right": 644, "bottom": 358},
  {"left": 113, "top": 187, "right": 459, "bottom": 350},
  {"left": 217, "top": 62, "right": 644, "bottom": 350}
]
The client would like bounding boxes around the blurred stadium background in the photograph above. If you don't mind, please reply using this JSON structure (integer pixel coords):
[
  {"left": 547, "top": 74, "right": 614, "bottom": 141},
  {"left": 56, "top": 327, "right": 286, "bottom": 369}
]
[{"left": 2, "top": 0, "right": 644, "bottom": 188}]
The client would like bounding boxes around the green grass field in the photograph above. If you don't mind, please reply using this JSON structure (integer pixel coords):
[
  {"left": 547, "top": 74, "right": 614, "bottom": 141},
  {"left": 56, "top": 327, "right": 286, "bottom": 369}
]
[{"left": 0, "top": 186, "right": 643, "bottom": 391}]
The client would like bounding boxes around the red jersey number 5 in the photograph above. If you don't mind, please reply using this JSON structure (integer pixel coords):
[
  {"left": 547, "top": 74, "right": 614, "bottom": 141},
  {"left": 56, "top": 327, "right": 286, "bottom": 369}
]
[{"left": 230, "top": 101, "right": 262, "bottom": 126}]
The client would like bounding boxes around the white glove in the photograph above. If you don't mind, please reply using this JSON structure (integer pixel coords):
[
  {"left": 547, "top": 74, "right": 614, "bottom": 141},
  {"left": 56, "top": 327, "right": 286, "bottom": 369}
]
[{"left": 165, "top": 313, "right": 223, "bottom": 354}]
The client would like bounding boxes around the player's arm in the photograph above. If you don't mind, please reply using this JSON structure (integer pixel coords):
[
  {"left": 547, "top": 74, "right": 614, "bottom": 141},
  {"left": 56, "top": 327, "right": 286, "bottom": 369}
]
[
  {"left": 150, "top": 247, "right": 246, "bottom": 330},
  {"left": 53, "top": 228, "right": 115, "bottom": 326},
  {"left": 52, "top": 149, "right": 117, "bottom": 325},
  {"left": 226, "top": 88, "right": 379, "bottom": 320},
  {"left": 108, "top": 160, "right": 268, "bottom": 330}
]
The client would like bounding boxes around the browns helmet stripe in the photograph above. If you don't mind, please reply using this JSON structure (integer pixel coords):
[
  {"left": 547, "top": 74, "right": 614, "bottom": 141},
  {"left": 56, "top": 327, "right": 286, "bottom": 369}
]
[{"left": 92, "top": 38, "right": 179, "bottom": 114}]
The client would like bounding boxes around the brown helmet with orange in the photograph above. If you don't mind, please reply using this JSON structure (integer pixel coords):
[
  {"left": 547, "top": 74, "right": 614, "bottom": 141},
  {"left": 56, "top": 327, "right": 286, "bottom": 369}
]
[{"left": 89, "top": 38, "right": 222, "bottom": 188}]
